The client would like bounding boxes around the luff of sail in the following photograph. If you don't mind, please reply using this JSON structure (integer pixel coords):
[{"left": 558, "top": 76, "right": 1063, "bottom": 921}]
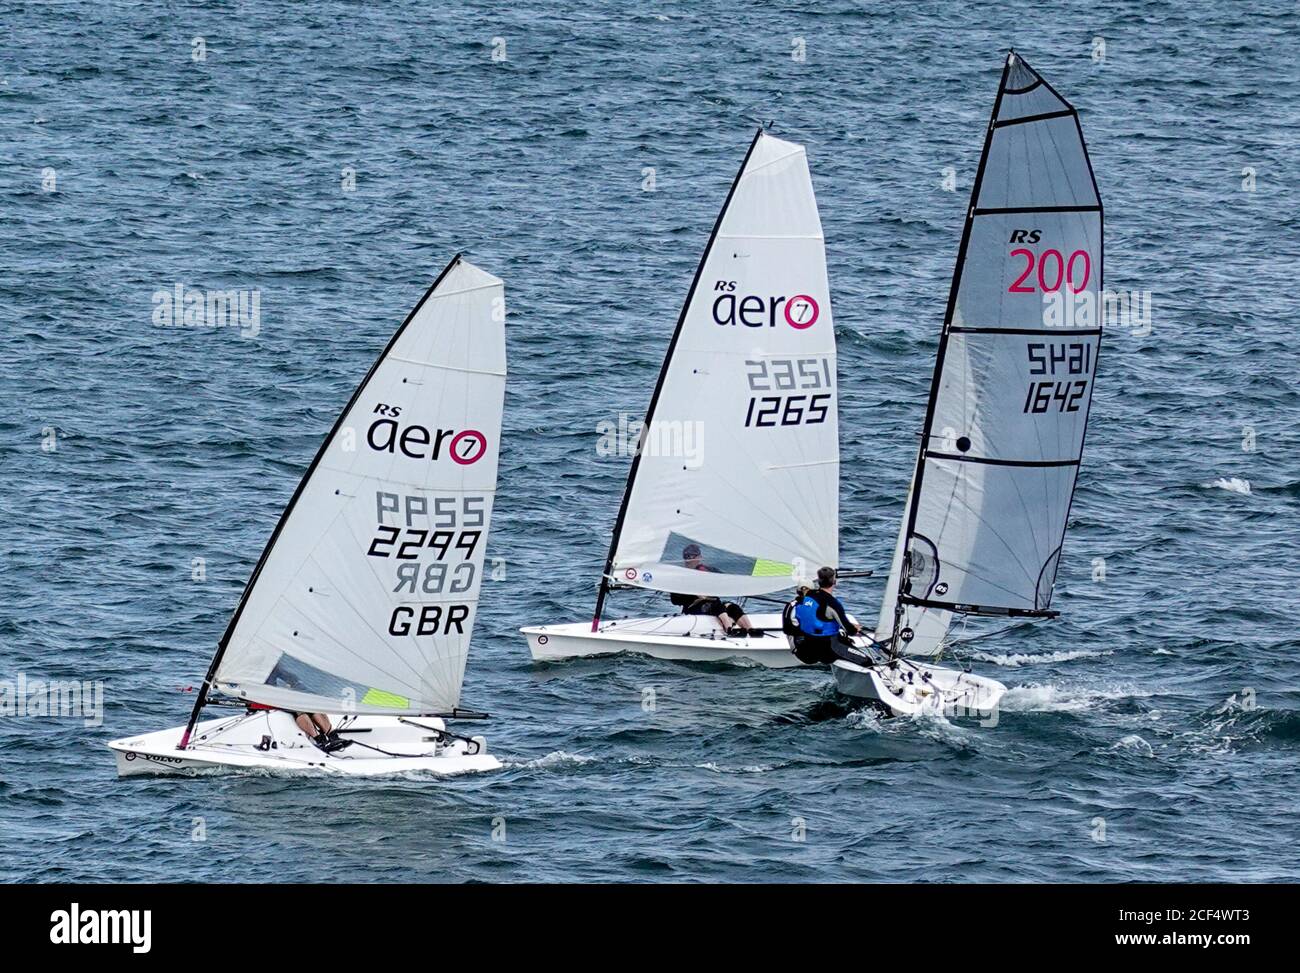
[
  {"left": 606, "top": 130, "right": 839, "bottom": 599},
  {"left": 900, "top": 53, "right": 1102, "bottom": 619},
  {"left": 877, "top": 472, "right": 951, "bottom": 654},
  {"left": 209, "top": 257, "right": 506, "bottom": 715}
]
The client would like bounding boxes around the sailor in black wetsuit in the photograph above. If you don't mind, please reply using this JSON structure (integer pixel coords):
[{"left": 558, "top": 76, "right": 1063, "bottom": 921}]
[
  {"left": 787, "top": 566, "right": 863, "bottom": 665},
  {"left": 668, "top": 543, "right": 757, "bottom": 636}
]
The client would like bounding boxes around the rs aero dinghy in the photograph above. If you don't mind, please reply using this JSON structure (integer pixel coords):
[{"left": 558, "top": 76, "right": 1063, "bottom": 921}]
[
  {"left": 833, "top": 53, "right": 1105, "bottom": 716},
  {"left": 110, "top": 256, "right": 508, "bottom": 776},
  {"left": 522, "top": 130, "right": 851, "bottom": 668}
]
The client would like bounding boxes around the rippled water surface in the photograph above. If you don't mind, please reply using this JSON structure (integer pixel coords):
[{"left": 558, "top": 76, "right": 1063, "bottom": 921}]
[{"left": 2, "top": 1, "right": 1298, "bottom": 882}]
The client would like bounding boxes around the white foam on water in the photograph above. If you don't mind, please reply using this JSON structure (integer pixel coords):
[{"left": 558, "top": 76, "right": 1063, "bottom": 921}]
[
  {"left": 1000, "top": 683, "right": 1154, "bottom": 713},
  {"left": 844, "top": 707, "right": 883, "bottom": 731},
  {"left": 1207, "top": 476, "right": 1251, "bottom": 494},
  {"left": 1110, "top": 734, "right": 1155, "bottom": 756},
  {"left": 694, "top": 761, "right": 774, "bottom": 774},
  {"left": 970, "top": 648, "right": 1111, "bottom": 668},
  {"left": 511, "top": 750, "right": 598, "bottom": 770}
]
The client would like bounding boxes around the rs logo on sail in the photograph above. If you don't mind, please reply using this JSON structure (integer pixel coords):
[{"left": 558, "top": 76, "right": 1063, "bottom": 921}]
[
  {"left": 711, "top": 280, "right": 819, "bottom": 330},
  {"left": 367, "top": 403, "right": 487, "bottom": 465}
]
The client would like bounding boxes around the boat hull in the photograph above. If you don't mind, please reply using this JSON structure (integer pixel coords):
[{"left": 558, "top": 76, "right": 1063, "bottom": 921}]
[
  {"left": 109, "top": 710, "right": 502, "bottom": 778},
  {"left": 522, "top": 612, "right": 816, "bottom": 668},
  {"left": 831, "top": 658, "right": 1006, "bottom": 718}
]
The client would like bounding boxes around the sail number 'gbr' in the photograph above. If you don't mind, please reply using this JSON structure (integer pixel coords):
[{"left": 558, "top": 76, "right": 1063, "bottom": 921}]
[
  {"left": 743, "top": 356, "right": 833, "bottom": 427},
  {"left": 1023, "top": 341, "right": 1093, "bottom": 414},
  {"left": 366, "top": 491, "right": 485, "bottom": 636}
]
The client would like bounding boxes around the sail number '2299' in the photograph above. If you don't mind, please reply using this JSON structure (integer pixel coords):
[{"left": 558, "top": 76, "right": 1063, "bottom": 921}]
[
  {"left": 365, "top": 491, "right": 485, "bottom": 636},
  {"left": 1023, "top": 341, "right": 1093, "bottom": 414},
  {"left": 743, "top": 355, "right": 833, "bottom": 427}
]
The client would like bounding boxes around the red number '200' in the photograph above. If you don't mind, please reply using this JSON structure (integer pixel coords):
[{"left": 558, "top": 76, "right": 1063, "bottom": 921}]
[{"left": 1009, "top": 249, "right": 1090, "bottom": 293}]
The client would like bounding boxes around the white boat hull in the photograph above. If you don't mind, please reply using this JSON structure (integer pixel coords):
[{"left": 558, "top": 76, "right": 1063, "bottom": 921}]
[
  {"left": 109, "top": 710, "right": 502, "bottom": 778},
  {"left": 831, "top": 657, "right": 1006, "bottom": 718},
  {"left": 522, "top": 612, "right": 817, "bottom": 668}
]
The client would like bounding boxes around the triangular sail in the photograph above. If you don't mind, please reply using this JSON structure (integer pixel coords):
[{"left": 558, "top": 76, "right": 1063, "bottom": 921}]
[
  {"left": 898, "top": 54, "right": 1102, "bottom": 621},
  {"left": 207, "top": 257, "right": 506, "bottom": 715},
  {"left": 600, "top": 130, "right": 839, "bottom": 603}
]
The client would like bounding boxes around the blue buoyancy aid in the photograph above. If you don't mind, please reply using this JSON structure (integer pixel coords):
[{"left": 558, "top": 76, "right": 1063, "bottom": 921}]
[{"left": 794, "top": 594, "right": 838, "bottom": 637}]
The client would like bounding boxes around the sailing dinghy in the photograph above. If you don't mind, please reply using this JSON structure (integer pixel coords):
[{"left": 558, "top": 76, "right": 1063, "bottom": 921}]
[
  {"left": 522, "top": 130, "right": 846, "bottom": 667},
  {"left": 111, "top": 256, "right": 508, "bottom": 776},
  {"left": 834, "top": 53, "right": 1103, "bottom": 716}
]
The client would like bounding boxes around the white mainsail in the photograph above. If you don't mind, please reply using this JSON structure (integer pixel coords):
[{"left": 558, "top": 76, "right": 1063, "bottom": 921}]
[
  {"left": 898, "top": 53, "right": 1102, "bottom": 622},
  {"left": 604, "top": 130, "right": 839, "bottom": 601},
  {"left": 208, "top": 257, "right": 506, "bottom": 715}
]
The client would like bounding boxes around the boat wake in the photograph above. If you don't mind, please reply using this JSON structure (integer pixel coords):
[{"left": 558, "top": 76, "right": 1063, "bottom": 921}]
[
  {"left": 509, "top": 750, "right": 600, "bottom": 771},
  {"left": 999, "top": 682, "right": 1155, "bottom": 714},
  {"left": 968, "top": 648, "right": 1111, "bottom": 668}
]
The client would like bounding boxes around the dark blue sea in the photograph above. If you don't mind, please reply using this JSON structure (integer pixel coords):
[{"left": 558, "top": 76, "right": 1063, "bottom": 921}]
[{"left": 2, "top": 0, "right": 1298, "bottom": 882}]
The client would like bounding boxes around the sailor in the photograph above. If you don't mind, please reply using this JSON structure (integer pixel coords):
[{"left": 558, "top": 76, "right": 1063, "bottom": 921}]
[
  {"left": 788, "top": 566, "right": 863, "bottom": 665},
  {"left": 293, "top": 712, "right": 349, "bottom": 753},
  {"left": 669, "top": 543, "right": 758, "bottom": 636}
]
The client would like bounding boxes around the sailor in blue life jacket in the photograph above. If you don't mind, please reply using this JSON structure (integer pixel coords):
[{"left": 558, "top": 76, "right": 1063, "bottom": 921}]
[{"left": 783, "top": 566, "right": 865, "bottom": 665}]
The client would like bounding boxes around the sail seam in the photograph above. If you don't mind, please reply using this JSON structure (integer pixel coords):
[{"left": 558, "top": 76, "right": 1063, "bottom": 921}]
[
  {"left": 926, "top": 453, "right": 1080, "bottom": 468},
  {"left": 386, "top": 355, "right": 507, "bottom": 376},
  {"left": 948, "top": 326, "right": 1102, "bottom": 335},
  {"left": 431, "top": 282, "right": 503, "bottom": 297},
  {"left": 973, "top": 204, "right": 1100, "bottom": 215},
  {"left": 742, "top": 147, "right": 806, "bottom": 176},
  {"left": 993, "top": 109, "right": 1074, "bottom": 128}
]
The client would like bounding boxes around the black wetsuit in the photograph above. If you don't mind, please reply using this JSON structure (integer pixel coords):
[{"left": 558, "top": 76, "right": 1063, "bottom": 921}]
[{"left": 670, "top": 565, "right": 743, "bottom": 621}]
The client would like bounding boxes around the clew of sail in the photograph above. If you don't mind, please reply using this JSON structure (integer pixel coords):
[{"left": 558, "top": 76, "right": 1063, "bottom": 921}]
[
  {"left": 210, "top": 257, "right": 506, "bottom": 715},
  {"left": 900, "top": 53, "right": 1102, "bottom": 619},
  {"left": 606, "top": 130, "right": 839, "bottom": 600}
]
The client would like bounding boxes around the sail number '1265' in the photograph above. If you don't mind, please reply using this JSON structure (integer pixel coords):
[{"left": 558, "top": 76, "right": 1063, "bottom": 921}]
[
  {"left": 743, "top": 356, "right": 834, "bottom": 427},
  {"left": 1023, "top": 341, "right": 1093, "bottom": 414}
]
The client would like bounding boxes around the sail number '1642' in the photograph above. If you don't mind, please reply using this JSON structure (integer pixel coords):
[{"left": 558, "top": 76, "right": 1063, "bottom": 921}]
[
  {"left": 743, "top": 356, "right": 834, "bottom": 427},
  {"left": 1023, "top": 341, "right": 1092, "bottom": 414}
]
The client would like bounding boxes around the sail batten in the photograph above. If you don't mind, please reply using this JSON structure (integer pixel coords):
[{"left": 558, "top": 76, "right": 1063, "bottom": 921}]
[
  {"left": 896, "top": 53, "right": 1102, "bottom": 624},
  {"left": 204, "top": 257, "right": 506, "bottom": 716},
  {"left": 597, "top": 130, "right": 839, "bottom": 606}
]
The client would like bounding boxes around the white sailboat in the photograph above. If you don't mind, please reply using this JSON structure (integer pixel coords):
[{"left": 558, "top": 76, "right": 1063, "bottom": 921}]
[
  {"left": 834, "top": 53, "right": 1104, "bottom": 716},
  {"left": 111, "top": 256, "right": 508, "bottom": 776},
  {"left": 522, "top": 129, "right": 845, "bottom": 667}
]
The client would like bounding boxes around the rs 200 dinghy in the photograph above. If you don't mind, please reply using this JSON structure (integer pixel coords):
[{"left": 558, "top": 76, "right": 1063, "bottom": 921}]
[
  {"left": 522, "top": 129, "right": 850, "bottom": 667},
  {"left": 111, "top": 256, "right": 508, "bottom": 777},
  {"left": 834, "top": 53, "right": 1104, "bottom": 717}
]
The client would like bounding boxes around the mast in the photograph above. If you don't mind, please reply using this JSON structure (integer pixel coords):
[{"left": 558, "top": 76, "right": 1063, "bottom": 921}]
[
  {"left": 590, "top": 128, "right": 765, "bottom": 631},
  {"left": 890, "top": 51, "right": 1103, "bottom": 646},
  {"left": 179, "top": 254, "right": 466, "bottom": 748}
]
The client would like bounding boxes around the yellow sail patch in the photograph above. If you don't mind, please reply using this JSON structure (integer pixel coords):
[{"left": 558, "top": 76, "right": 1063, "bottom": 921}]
[{"left": 361, "top": 688, "right": 410, "bottom": 709}]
